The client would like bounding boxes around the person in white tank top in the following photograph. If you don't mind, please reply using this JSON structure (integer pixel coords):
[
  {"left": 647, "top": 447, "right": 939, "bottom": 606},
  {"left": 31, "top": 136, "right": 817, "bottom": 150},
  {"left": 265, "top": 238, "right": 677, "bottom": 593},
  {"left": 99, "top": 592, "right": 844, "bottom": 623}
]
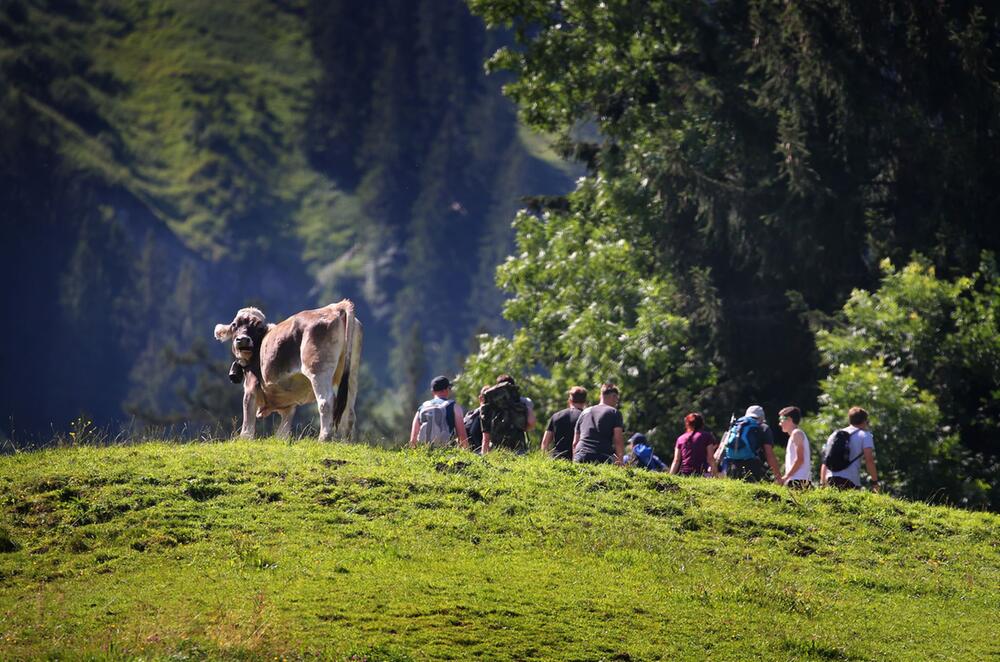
[{"left": 778, "top": 406, "right": 812, "bottom": 488}]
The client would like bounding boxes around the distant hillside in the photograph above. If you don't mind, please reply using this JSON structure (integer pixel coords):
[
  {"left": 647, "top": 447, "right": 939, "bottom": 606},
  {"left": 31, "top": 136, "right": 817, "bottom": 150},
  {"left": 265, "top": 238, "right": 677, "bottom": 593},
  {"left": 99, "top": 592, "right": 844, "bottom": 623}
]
[
  {"left": 0, "top": 440, "right": 997, "bottom": 659},
  {"left": 0, "top": 0, "right": 574, "bottom": 438}
]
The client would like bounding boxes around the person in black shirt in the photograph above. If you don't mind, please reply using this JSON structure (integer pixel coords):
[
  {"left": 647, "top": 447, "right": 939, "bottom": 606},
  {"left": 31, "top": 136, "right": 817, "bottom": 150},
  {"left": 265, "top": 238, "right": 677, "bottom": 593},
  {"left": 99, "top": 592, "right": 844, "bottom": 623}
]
[
  {"left": 462, "top": 385, "right": 490, "bottom": 454},
  {"left": 542, "top": 386, "right": 588, "bottom": 460},
  {"left": 572, "top": 383, "right": 625, "bottom": 465}
]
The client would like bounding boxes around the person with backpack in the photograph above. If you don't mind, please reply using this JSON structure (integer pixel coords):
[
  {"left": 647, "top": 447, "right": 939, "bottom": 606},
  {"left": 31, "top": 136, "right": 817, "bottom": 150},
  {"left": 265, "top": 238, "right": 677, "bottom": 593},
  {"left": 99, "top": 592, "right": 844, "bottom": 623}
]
[
  {"left": 409, "top": 375, "right": 468, "bottom": 449},
  {"left": 541, "top": 386, "right": 588, "bottom": 460},
  {"left": 462, "top": 385, "right": 490, "bottom": 454},
  {"left": 572, "top": 383, "right": 625, "bottom": 465},
  {"left": 820, "top": 407, "right": 879, "bottom": 492},
  {"left": 717, "top": 405, "right": 781, "bottom": 482},
  {"left": 777, "top": 406, "right": 811, "bottom": 488},
  {"left": 669, "top": 412, "right": 718, "bottom": 476},
  {"left": 481, "top": 374, "right": 536, "bottom": 454},
  {"left": 624, "top": 433, "right": 667, "bottom": 471}
]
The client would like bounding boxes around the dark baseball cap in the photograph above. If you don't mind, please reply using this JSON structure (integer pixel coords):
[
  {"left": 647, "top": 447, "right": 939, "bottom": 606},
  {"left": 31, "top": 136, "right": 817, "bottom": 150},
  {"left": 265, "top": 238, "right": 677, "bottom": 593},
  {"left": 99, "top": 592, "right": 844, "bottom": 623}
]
[
  {"left": 431, "top": 375, "right": 452, "bottom": 391},
  {"left": 628, "top": 433, "right": 648, "bottom": 445}
]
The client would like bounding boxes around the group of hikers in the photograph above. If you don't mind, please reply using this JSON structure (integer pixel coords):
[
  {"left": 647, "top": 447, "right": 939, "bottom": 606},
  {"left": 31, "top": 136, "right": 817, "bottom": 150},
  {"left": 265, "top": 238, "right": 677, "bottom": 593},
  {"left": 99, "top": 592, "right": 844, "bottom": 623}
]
[{"left": 410, "top": 374, "right": 880, "bottom": 491}]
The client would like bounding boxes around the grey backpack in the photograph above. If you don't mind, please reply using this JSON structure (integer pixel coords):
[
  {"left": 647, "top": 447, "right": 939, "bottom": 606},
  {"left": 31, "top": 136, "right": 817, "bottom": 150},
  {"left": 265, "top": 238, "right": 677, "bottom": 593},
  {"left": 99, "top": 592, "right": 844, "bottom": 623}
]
[{"left": 417, "top": 400, "right": 455, "bottom": 446}]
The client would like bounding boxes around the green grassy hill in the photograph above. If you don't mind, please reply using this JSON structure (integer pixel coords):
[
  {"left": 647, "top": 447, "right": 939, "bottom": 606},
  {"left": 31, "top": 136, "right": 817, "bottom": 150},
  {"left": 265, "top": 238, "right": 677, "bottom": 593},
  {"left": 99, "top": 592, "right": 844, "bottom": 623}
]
[{"left": 0, "top": 441, "right": 997, "bottom": 660}]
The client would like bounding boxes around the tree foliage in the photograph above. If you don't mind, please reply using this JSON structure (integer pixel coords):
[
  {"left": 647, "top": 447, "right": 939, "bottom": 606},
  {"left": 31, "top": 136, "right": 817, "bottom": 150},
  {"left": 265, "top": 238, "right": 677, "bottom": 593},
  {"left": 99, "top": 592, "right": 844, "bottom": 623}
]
[
  {"left": 803, "top": 361, "right": 966, "bottom": 503},
  {"left": 466, "top": 0, "right": 1000, "bottom": 505},
  {"left": 810, "top": 255, "right": 1000, "bottom": 508},
  {"left": 460, "top": 178, "right": 718, "bottom": 450},
  {"left": 468, "top": 0, "right": 1000, "bottom": 419}
]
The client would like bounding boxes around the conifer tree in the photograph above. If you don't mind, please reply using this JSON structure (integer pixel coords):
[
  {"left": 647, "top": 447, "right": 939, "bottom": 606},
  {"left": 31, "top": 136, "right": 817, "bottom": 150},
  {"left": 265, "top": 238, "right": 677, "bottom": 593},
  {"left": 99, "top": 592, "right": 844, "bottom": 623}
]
[{"left": 468, "top": 0, "right": 1000, "bottom": 420}]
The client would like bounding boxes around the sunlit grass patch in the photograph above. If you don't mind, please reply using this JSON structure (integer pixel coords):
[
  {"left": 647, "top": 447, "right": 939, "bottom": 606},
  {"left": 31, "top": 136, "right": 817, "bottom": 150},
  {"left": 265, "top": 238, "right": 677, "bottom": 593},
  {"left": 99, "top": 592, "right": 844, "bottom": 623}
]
[{"left": 0, "top": 439, "right": 997, "bottom": 660}]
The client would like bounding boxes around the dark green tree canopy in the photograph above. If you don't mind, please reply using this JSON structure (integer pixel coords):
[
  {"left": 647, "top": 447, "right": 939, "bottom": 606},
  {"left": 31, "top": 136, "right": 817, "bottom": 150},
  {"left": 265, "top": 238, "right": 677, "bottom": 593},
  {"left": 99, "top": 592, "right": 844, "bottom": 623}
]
[
  {"left": 470, "top": 0, "right": 1000, "bottom": 422},
  {"left": 465, "top": 0, "right": 1000, "bottom": 507},
  {"left": 474, "top": 0, "right": 1000, "bottom": 271}
]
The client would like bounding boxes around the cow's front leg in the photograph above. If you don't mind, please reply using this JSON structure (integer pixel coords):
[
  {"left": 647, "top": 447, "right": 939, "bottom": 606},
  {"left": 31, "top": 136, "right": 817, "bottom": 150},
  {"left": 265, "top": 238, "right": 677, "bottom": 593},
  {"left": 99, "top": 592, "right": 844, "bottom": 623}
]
[
  {"left": 276, "top": 406, "right": 296, "bottom": 439},
  {"left": 240, "top": 388, "right": 256, "bottom": 439},
  {"left": 306, "top": 372, "right": 336, "bottom": 441}
]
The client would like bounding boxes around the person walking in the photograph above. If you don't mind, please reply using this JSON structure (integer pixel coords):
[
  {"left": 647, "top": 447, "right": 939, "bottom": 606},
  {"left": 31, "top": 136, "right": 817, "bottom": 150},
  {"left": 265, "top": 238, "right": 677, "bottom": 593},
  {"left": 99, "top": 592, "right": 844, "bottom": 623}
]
[
  {"left": 777, "top": 406, "right": 811, "bottom": 488},
  {"left": 462, "top": 385, "right": 490, "bottom": 454},
  {"left": 669, "top": 412, "right": 718, "bottom": 476},
  {"left": 409, "top": 376, "right": 468, "bottom": 449},
  {"left": 572, "top": 383, "right": 625, "bottom": 465},
  {"left": 541, "top": 386, "right": 588, "bottom": 460},
  {"left": 820, "top": 407, "right": 879, "bottom": 492},
  {"left": 481, "top": 374, "right": 536, "bottom": 454},
  {"left": 719, "top": 405, "right": 781, "bottom": 482}
]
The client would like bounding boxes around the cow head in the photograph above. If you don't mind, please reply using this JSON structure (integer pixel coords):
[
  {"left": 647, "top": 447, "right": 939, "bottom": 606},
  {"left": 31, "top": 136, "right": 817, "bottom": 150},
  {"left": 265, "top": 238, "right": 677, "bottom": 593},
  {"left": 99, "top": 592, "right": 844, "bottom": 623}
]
[{"left": 214, "top": 307, "right": 273, "bottom": 366}]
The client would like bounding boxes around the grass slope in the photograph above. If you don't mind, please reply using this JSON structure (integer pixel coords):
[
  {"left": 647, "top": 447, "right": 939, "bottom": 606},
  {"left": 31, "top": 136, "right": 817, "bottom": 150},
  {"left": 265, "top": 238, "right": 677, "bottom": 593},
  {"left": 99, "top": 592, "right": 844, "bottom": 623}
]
[{"left": 0, "top": 440, "right": 997, "bottom": 660}]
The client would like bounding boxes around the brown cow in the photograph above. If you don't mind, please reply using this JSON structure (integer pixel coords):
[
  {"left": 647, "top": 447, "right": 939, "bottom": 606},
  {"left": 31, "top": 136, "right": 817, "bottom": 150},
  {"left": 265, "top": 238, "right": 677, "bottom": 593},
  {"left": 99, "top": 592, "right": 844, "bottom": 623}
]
[{"left": 213, "top": 300, "right": 362, "bottom": 440}]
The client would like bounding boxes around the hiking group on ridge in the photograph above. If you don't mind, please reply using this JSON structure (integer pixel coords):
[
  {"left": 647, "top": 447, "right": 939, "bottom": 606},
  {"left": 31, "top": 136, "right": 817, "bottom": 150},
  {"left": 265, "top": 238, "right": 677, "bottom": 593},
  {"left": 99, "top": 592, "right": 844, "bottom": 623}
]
[{"left": 410, "top": 374, "right": 880, "bottom": 491}]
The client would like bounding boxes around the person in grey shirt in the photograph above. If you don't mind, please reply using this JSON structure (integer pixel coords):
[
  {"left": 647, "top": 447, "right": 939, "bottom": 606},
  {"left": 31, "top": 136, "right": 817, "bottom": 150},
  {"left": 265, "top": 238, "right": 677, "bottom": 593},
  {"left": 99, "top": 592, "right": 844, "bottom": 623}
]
[
  {"left": 821, "top": 407, "right": 880, "bottom": 492},
  {"left": 572, "top": 383, "right": 625, "bottom": 465}
]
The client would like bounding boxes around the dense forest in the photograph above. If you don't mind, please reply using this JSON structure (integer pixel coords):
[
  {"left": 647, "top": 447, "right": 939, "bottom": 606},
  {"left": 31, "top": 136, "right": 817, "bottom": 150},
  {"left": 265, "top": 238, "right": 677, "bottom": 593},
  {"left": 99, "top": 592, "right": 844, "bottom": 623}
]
[
  {"left": 0, "top": 0, "right": 574, "bottom": 439},
  {"left": 461, "top": 0, "right": 1000, "bottom": 509}
]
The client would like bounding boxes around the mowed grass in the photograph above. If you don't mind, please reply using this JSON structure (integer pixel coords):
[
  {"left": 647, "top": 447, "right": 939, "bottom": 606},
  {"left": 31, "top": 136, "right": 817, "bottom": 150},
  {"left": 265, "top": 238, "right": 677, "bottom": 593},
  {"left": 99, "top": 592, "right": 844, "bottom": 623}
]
[{"left": 0, "top": 440, "right": 997, "bottom": 660}]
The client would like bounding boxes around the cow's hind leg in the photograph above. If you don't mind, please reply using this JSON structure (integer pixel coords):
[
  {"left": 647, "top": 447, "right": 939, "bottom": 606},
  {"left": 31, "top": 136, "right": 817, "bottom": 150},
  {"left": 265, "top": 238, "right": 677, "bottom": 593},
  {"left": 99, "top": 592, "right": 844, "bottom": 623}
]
[
  {"left": 335, "top": 320, "right": 363, "bottom": 439},
  {"left": 301, "top": 310, "right": 347, "bottom": 442},
  {"left": 305, "top": 370, "right": 336, "bottom": 441},
  {"left": 276, "top": 406, "right": 297, "bottom": 439}
]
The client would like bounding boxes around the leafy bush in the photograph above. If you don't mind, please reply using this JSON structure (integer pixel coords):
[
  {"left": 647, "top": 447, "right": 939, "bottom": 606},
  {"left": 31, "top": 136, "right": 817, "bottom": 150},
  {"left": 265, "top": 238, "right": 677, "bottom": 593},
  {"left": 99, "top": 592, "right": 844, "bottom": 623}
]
[
  {"left": 816, "top": 258, "right": 959, "bottom": 383},
  {"left": 803, "top": 360, "right": 966, "bottom": 502},
  {"left": 811, "top": 255, "right": 998, "bottom": 508}
]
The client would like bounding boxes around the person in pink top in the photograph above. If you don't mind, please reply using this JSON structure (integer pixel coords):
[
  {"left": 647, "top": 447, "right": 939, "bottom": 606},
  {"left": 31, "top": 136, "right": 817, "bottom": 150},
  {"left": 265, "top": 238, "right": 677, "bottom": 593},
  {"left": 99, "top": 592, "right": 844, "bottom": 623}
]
[{"left": 669, "top": 412, "right": 719, "bottom": 476}]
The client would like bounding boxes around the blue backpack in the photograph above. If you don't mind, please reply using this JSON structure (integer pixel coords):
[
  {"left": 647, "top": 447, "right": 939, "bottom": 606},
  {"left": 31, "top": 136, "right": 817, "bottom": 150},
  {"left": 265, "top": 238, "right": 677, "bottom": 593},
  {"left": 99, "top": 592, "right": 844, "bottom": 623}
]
[
  {"left": 723, "top": 416, "right": 761, "bottom": 461},
  {"left": 629, "top": 443, "right": 666, "bottom": 471}
]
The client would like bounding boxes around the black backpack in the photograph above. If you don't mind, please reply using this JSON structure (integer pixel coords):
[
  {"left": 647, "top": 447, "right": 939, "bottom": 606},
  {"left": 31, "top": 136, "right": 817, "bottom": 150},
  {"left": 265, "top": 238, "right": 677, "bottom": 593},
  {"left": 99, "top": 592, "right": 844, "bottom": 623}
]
[
  {"left": 481, "top": 382, "right": 528, "bottom": 450},
  {"left": 822, "top": 429, "right": 862, "bottom": 471},
  {"left": 463, "top": 407, "right": 483, "bottom": 451}
]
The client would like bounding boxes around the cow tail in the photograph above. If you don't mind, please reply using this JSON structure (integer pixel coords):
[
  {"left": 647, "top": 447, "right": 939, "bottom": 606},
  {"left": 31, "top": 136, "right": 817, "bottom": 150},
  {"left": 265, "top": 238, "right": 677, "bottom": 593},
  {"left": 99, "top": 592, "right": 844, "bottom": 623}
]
[{"left": 332, "top": 303, "right": 354, "bottom": 428}]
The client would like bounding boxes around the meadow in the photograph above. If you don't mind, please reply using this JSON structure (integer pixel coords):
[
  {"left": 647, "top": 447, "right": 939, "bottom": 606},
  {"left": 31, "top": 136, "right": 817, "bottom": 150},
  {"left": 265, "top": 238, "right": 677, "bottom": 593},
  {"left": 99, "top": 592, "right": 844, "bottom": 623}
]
[{"left": 0, "top": 439, "right": 997, "bottom": 660}]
